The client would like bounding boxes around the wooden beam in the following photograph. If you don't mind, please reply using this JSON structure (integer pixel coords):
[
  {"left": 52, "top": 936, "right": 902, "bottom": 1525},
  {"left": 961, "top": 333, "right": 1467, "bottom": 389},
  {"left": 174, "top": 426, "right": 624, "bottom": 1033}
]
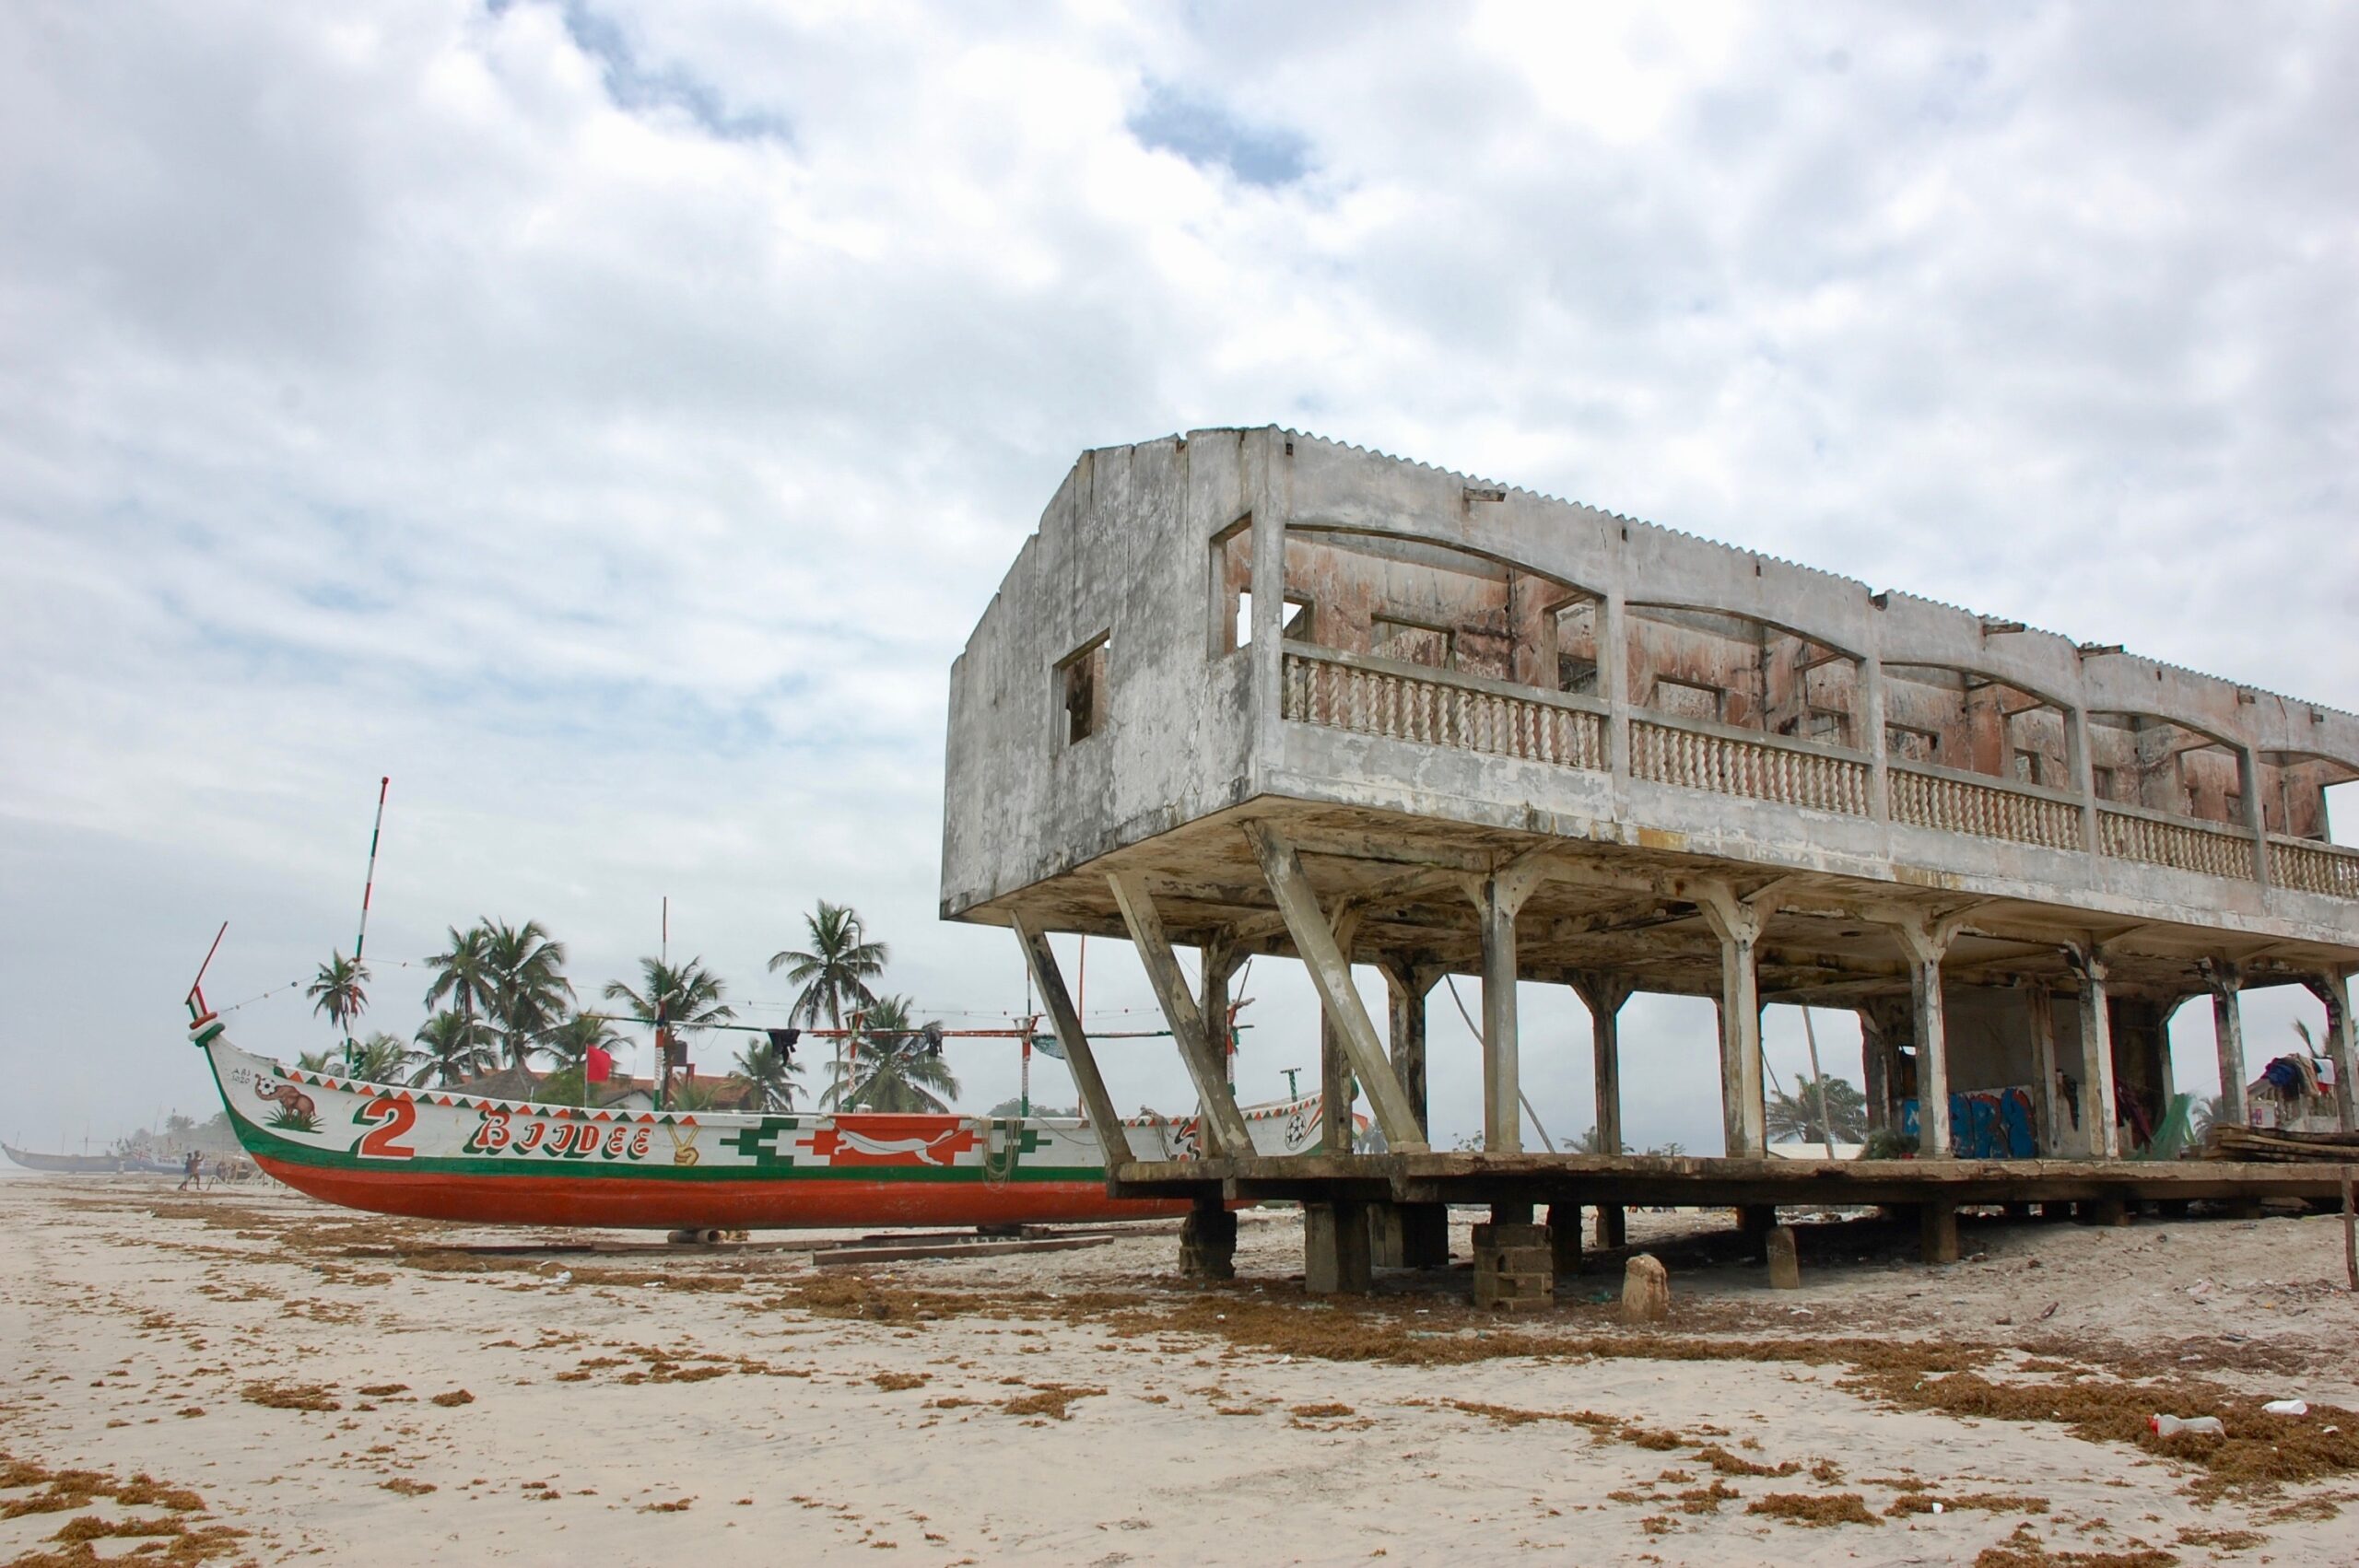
[
  {"left": 1009, "top": 914, "right": 1132, "bottom": 1180},
  {"left": 1106, "top": 872, "right": 1256, "bottom": 1159},
  {"left": 1241, "top": 821, "right": 1431, "bottom": 1153}
]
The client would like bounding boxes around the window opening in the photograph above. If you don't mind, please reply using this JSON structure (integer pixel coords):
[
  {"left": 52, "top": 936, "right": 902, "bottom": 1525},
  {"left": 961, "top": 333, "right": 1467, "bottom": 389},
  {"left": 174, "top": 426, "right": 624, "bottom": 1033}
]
[
  {"left": 2092, "top": 766, "right": 2117, "bottom": 802},
  {"left": 1652, "top": 676, "right": 1724, "bottom": 725},
  {"left": 1234, "top": 590, "right": 1253, "bottom": 651},
  {"left": 2013, "top": 750, "right": 2044, "bottom": 786},
  {"left": 1884, "top": 724, "right": 1941, "bottom": 765},
  {"left": 1373, "top": 616, "right": 1453, "bottom": 670},
  {"left": 1059, "top": 634, "right": 1110, "bottom": 745},
  {"left": 1280, "top": 596, "right": 1314, "bottom": 641}
]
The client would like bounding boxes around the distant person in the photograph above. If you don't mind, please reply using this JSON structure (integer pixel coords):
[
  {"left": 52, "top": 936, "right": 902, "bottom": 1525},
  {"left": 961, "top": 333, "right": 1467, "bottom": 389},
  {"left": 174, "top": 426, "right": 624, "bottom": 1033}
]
[{"left": 178, "top": 1150, "right": 204, "bottom": 1192}]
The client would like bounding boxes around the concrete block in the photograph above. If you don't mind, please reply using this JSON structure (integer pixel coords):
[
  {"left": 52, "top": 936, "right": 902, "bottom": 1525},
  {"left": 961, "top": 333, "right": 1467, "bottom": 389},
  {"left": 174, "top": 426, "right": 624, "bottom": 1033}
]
[
  {"left": 1919, "top": 1202, "right": 1961, "bottom": 1264},
  {"left": 1180, "top": 1204, "right": 1237, "bottom": 1281},
  {"left": 1766, "top": 1224, "right": 1801, "bottom": 1290},
  {"left": 1621, "top": 1253, "right": 1670, "bottom": 1323},
  {"left": 1305, "top": 1200, "right": 1371, "bottom": 1295},
  {"left": 1547, "top": 1202, "right": 1583, "bottom": 1277}
]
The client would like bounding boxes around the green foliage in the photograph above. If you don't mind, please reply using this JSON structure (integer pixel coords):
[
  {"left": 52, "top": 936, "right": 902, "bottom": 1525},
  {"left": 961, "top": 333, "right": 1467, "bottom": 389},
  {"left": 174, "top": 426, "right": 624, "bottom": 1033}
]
[
  {"left": 307, "top": 951, "right": 370, "bottom": 1041},
  {"left": 410, "top": 1010, "right": 499, "bottom": 1088},
  {"left": 480, "top": 918, "right": 574, "bottom": 1069},
  {"left": 346, "top": 1031, "right": 417, "bottom": 1084},
  {"left": 2190, "top": 1092, "right": 2229, "bottom": 1142},
  {"left": 1861, "top": 1128, "right": 1915, "bottom": 1160},
  {"left": 832, "top": 994, "right": 958, "bottom": 1113},
  {"left": 769, "top": 900, "right": 886, "bottom": 1033},
  {"left": 1766, "top": 1073, "right": 1869, "bottom": 1145},
  {"left": 542, "top": 1011, "right": 628, "bottom": 1071},
  {"left": 733, "top": 1037, "right": 804, "bottom": 1112},
  {"left": 532, "top": 1065, "right": 589, "bottom": 1106},
  {"left": 424, "top": 925, "right": 499, "bottom": 1034},
  {"left": 604, "top": 957, "right": 736, "bottom": 1036}
]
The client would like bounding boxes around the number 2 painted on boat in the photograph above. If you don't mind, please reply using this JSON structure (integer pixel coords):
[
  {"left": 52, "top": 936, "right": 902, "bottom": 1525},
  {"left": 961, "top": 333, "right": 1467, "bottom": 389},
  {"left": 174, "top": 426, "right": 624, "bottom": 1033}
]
[{"left": 354, "top": 1095, "right": 417, "bottom": 1159}]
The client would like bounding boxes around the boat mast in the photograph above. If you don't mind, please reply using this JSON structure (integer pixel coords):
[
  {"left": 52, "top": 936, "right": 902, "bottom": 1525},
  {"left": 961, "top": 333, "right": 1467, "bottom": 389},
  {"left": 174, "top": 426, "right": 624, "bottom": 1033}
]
[{"left": 347, "top": 777, "right": 390, "bottom": 1068}]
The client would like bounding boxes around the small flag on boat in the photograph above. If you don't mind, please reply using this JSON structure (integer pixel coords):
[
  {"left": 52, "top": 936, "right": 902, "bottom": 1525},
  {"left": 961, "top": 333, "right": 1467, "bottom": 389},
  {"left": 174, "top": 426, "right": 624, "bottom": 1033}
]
[{"left": 586, "top": 1045, "right": 614, "bottom": 1084}]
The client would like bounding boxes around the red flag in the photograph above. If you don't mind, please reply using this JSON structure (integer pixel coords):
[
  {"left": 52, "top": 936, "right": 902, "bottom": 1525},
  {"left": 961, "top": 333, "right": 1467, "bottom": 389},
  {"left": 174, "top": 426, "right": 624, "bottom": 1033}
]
[{"left": 586, "top": 1045, "right": 614, "bottom": 1084}]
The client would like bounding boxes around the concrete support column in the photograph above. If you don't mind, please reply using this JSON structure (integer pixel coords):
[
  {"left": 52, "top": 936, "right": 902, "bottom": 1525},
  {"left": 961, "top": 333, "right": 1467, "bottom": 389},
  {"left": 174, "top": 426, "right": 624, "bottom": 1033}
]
[
  {"left": 1377, "top": 956, "right": 1449, "bottom": 1269},
  {"left": 2303, "top": 969, "right": 2359, "bottom": 1133},
  {"left": 1861, "top": 652, "right": 1890, "bottom": 829},
  {"left": 1304, "top": 1200, "right": 1371, "bottom": 1295},
  {"left": 1379, "top": 957, "right": 1442, "bottom": 1138},
  {"left": 2067, "top": 707, "right": 2101, "bottom": 860},
  {"left": 2203, "top": 962, "right": 2247, "bottom": 1131},
  {"left": 2026, "top": 985, "right": 2061, "bottom": 1155},
  {"left": 1571, "top": 971, "right": 1634, "bottom": 1247},
  {"left": 2237, "top": 746, "right": 2271, "bottom": 886},
  {"left": 1106, "top": 871, "right": 1255, "bottom": 1159},
  {"left": 1320, "top": 908, "right": 1365, "bottom": 1154},
  {"left": 2067, "top": 944, "right": 2120, "bottom": 1158},
  {"left": 1180, "top": 1201, "right": 1237, "bottom": 1280},
  {"left": 1201, "top": 939, "right": 1246, "bottom": 1093},
  {"left": 1241, "top": 822, "right": 1429, "bottom": 1153},
  {"left": 1470, "top": 868, "right": 1547, "bottom": 1154},
  {"left": 1890, "top": 919, "right": 1957, "bottom": 1159},
  {"left": 1857, "top": 996, "right": 1910, "bottom": 1137},
  {"left": 1602, "top": 587, "right": 1631, "bottom": 787},
  {"left": 1695, "top": 886, "right": 1770, "bottom": 1159}
]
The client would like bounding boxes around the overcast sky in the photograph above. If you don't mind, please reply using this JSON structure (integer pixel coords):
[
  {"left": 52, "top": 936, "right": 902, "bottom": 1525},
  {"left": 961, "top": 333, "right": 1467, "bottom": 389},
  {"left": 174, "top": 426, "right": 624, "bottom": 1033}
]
[{"left": 3, "top": 1, "right": 2353, "bottom": 1157}]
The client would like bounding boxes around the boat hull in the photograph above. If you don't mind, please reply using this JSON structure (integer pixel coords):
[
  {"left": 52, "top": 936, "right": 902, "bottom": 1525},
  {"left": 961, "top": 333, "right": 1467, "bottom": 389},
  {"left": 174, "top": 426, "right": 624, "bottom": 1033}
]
[
  {"left": 5, "top": 1144, "right": 180, "bottom": 1176},
  {"left": 191, "top": 1017, "right": 1337, "bottom": 1230}
]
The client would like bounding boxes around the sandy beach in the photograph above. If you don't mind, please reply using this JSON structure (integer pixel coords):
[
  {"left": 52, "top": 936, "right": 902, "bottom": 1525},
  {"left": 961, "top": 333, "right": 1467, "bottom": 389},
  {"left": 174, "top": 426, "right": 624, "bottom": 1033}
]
[{"left": 4, "top": 1176, "right": 2356, "bottom": 1566}]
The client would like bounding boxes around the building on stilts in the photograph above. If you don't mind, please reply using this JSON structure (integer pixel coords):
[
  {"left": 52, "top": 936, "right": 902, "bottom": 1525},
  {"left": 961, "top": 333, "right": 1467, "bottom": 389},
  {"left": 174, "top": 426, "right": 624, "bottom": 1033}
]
[{"left": 940, "top": 428, "right": 2359, "bottom": 1293}]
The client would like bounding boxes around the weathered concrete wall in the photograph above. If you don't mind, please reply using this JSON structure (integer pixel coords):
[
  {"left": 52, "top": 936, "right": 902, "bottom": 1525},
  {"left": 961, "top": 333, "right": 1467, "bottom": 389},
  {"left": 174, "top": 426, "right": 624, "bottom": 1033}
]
[{"left": 943, "top": 428, "right": 2359, "bottom": 947}]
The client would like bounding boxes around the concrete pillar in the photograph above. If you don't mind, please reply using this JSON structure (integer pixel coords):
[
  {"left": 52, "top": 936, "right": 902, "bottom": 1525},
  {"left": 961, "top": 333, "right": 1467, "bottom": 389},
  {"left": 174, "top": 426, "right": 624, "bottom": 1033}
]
[
  {"left": 2206, "top": 964, "right": 2247, "bottom": 1131},
  {"left": 1602, "top": 587, "right": 1631, "bottom": 784},
  {"left": 1547, "top": 1201, "right": 1583, "bottom": 1279},
  {"left": 1861, "top": 652, "right": 1890, "bottom": 828},
  {"left": 2304, "top": 969, "right": 2359, "bottom": 1133},
  {"left": 1380, "top": 957, "right": 1441, "bottom": 1136},
  {"left": 1202, "top": 940, "right": 1245, "bottom": 1092},
  {"left": 1367, "top": 1201, "right": 1449, "bottom": 1270},
  {"left": 1857, "top": 996, "right": 1910, "bottom": 1137},
  {"left": 1571, "top": 971, "right": 1633, "bottom": 1248},
  {"left": 1304, "top": 1200, "right": 1370, "bottom": 1295},
  {"left": 1919, "top": 1201, "right": 1961, "bottom": 1264},
  {"left": 1180, "top": 1201, "right": 1237, "bottom": 1280},
  {"left": 1695, "top": 886, "right": 1769, "bottom": 1159},
  {"left": 1378, "top": 956, "right": 1449, "bottom": 1266},
  {"left": 1893, "top": 920, "right": 1954, "bottom": 1159},
  {"left": 1478, "top": 877, "right": 1523, "bottom": 1154},
  {"left": 2237, "top": 746, "right": 2271, "bottom": 886},
  {"left": 2068, "top": 946, "right": 2120, "bottom": 1158},
  {"left": 2027, "top": 984, "right": 2061, "bottom": 1155},
  {"left": 2067, "top": 706, "right": 2101, "bottom": 858}
]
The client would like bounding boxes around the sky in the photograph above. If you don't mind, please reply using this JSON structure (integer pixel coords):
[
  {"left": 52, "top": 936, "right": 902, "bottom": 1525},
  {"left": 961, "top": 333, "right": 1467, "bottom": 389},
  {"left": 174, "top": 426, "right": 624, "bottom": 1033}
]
[{"left": 2, "top": 1, "right": 2353, "bottom": 1156}]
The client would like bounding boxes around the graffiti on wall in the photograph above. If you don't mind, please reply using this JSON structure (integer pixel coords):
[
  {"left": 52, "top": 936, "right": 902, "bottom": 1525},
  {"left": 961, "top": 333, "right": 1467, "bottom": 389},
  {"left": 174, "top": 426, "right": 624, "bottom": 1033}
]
[{"left": 1899, "top": 1085, "right": 2038, "bottom": 1159}]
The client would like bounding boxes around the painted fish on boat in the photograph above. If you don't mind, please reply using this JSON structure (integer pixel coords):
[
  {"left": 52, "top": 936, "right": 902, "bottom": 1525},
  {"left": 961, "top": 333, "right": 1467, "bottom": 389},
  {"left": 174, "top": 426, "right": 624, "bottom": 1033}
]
[{"left": 186, "top": 1007, "right": 1345, "bottom": 1230}]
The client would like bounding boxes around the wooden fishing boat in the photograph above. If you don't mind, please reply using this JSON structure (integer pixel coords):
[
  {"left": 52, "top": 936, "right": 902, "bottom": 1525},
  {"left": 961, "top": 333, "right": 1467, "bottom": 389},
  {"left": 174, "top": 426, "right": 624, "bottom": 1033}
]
[
  {"left": 186, "top": 1006, "right": 1344, "bottom": 1230},
  {"left": 4, "top": 1144, "right": 183, "bottom": 1176}
]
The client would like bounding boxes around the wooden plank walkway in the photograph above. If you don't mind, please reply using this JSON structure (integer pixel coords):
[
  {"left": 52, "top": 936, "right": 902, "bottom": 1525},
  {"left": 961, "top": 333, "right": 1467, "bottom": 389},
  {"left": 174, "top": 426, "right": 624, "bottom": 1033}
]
[{"left": 1116, "top": 1152, "right": 2359, "bottom": 1208}]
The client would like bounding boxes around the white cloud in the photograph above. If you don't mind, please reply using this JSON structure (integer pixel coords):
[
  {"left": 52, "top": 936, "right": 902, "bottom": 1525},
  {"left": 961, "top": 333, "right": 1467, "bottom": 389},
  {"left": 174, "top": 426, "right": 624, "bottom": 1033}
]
[{"left": 1, "top": 0, "right": 2352, "bottom": 1153}]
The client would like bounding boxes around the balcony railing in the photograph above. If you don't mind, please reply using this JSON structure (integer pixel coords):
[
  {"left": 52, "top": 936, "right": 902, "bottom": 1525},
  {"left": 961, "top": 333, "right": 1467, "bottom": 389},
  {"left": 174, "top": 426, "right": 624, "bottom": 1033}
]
[
  {"left": 1273, "top": 643, "right": 2351, "bottom": 900},
  {"left": 2095, "top": 804, "right": 2257, "bottom": 883},
  {"left": 1890, "top": 762, "right": 2082, "bottom": 851},
  {"left": 2270, "top": 835, "right": 2359, "bottom": 900},
  {"left": 1281, "top": 645, "right": 1607, "bottom": 772},
  {"left": 1630, "top": 714, "right": 1872, "bottom": 816}
]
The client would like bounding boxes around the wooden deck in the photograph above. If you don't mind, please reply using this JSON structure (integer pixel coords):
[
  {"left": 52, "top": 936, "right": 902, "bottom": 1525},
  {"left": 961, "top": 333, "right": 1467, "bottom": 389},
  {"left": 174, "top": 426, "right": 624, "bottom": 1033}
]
[{"left": 1116, "top": 1152, "right": 2359, "bottom": 1209}]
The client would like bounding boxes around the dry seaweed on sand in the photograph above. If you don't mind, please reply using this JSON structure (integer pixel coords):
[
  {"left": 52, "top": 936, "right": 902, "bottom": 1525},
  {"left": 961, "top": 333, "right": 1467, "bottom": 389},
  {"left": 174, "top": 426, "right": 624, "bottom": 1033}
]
[{"left": 1744, "top": 1492, "right": 1881, "bottom": 1527}]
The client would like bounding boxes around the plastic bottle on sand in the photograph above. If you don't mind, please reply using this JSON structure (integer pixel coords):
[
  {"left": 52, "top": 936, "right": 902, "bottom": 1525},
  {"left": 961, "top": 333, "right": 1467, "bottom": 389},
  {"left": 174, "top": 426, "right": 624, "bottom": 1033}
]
[{"left": 2150, "top": 1414, "right": 2225, "bottom": 1437}]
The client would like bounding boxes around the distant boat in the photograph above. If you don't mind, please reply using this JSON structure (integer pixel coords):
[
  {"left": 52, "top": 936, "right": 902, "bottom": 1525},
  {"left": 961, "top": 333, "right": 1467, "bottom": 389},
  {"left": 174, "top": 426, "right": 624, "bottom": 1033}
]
[
  {"left": 185, "top": 1009, "right": 1344, "bottom": 1230},
  {"left": 4, "top": 1144, "right": 182, "bottom": 1176}
]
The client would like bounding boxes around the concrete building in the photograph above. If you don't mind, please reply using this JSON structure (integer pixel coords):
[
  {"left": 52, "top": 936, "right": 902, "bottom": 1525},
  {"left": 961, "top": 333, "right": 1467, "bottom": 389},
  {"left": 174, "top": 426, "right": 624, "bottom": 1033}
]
[{"left": 941, "top": 427, "right": 2359, "bottom": 1287}]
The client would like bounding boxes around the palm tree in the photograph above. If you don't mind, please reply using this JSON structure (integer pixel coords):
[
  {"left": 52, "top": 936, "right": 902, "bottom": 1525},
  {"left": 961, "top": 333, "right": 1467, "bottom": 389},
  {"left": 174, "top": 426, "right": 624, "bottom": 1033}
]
[
  {"left": 2190, "top": 1092, "right": 2230, "bottom": 1143},
  {"left": 481, "top": 919, "right": 573, "bottom": 1069},
  {"left": 832, "top": 994, "right": 958, "bottom": 1112},
  {"left": 307, "top": 951, "right": 370, "bottom": 1044},
  {"left": 347, "top": 1031, "right": 417, "bottom": 1084},
  {"left": 1766, "top": 1074, "right": 1868, "bottom": 1144},
  {"left": 769, "top": 900, "right": 886, "bottom": 1033},
  {"left": 604, "top": 957, "right": 737, "bottom": 1038},
  {"left": 423, "top": 924, "right": 499, "bottom": 1038},
  {"left": 410, "top": 1010, "right": 498, "bottom": 1088},
  {"left": 543, "top": 1011, "right": 628, "bottom": 1075},
  {"left": 733, "top": 1036, "right": 804, "bottom": 1112},
  {"left": 295, "top": 1048, "right": 335, "bottom": 1072}
]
